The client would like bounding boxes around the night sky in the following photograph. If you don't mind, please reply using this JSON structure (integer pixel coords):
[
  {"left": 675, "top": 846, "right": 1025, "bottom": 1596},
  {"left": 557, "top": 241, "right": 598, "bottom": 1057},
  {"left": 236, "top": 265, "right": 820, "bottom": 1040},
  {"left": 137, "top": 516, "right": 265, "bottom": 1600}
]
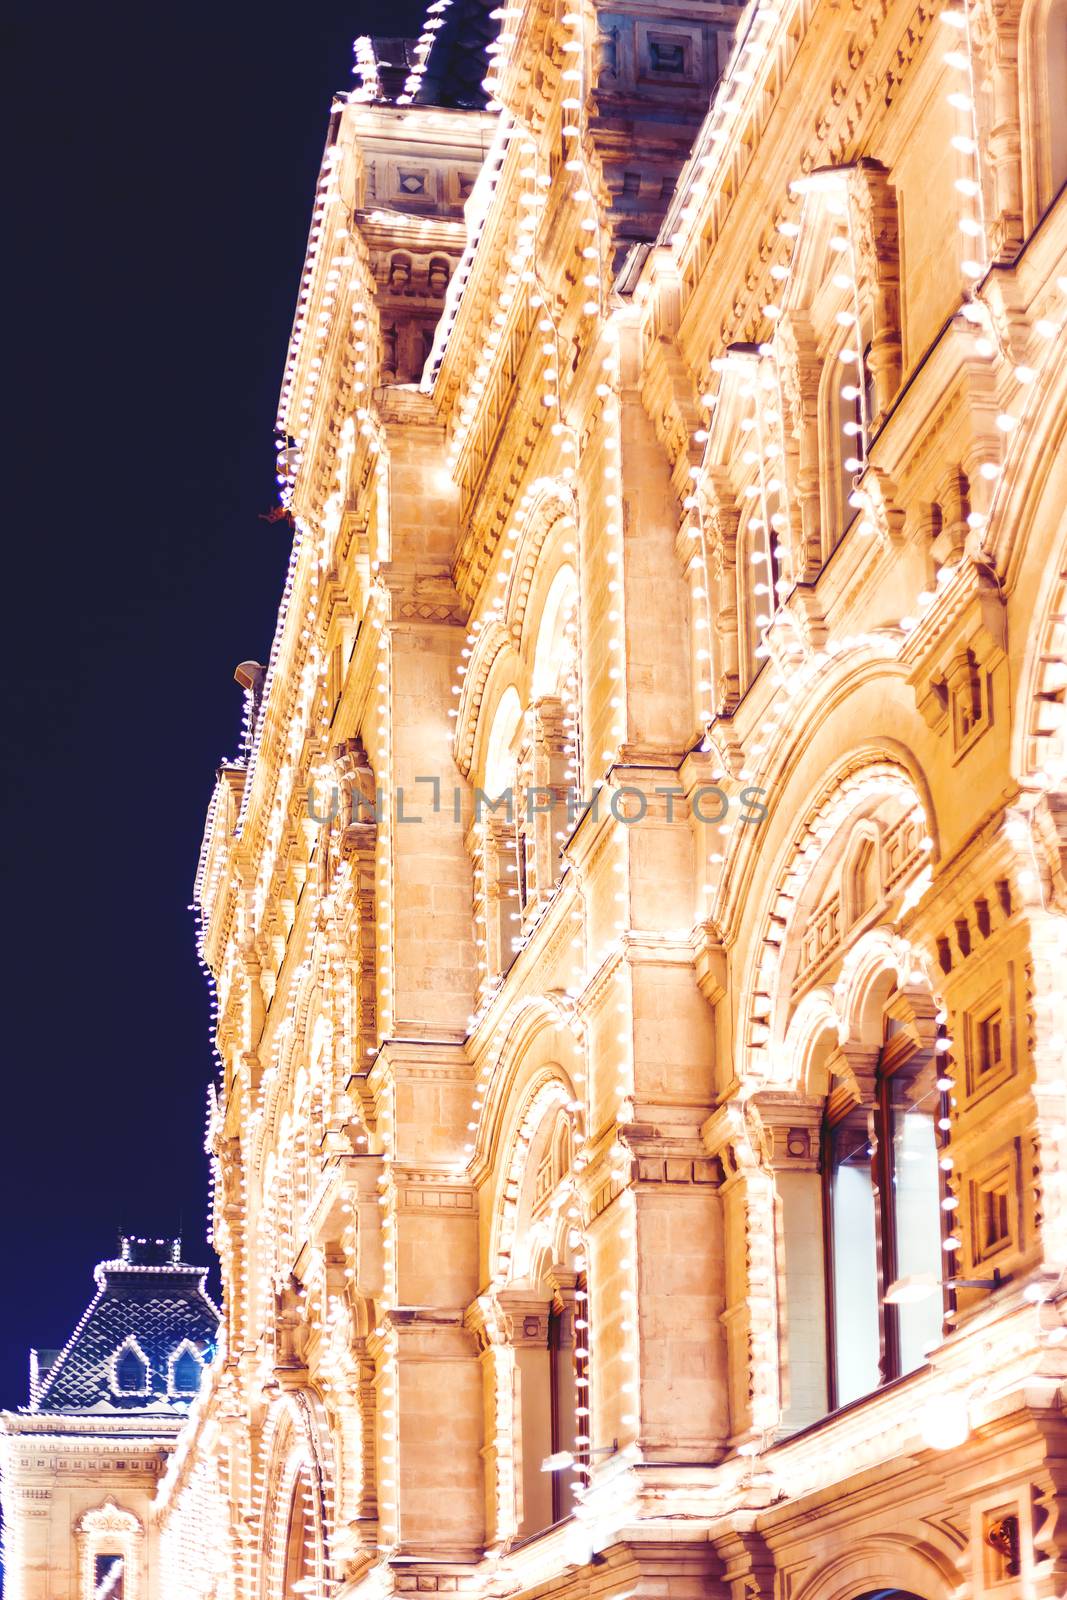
[{"left": 1, "top": 0, "right": 427, "bottom": 1413}]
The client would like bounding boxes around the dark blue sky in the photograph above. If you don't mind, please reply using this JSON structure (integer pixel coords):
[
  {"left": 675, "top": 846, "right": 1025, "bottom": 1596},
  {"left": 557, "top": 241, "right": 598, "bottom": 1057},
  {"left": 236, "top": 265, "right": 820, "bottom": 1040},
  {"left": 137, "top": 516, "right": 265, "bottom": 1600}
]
[{"left": 1, "top": 0, "right": 426, "bottom": 1410}]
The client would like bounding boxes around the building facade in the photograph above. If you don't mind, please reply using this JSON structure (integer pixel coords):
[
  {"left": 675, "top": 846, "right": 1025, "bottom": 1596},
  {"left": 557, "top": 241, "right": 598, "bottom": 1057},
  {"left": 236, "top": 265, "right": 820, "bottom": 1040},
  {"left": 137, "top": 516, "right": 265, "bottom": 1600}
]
[
  {"left": 0, "top": 1237, "right": 219, "bottom": 1600},
  {"left": 164, "top": 2, "right": 1067, "bottom": 1598}
]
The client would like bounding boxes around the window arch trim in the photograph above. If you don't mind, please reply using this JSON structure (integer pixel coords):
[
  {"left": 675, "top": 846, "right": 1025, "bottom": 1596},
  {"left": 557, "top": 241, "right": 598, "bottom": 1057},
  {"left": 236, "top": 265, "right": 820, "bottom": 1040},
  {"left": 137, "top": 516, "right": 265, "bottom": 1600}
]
[{"left": 108, "top": 1336, "right": 151, "bottom": 1398}]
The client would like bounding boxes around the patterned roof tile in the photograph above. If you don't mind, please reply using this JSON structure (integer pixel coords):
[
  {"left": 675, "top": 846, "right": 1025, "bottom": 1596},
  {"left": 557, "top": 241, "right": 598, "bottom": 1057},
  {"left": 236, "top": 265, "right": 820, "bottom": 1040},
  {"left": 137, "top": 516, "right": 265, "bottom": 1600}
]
[{"left": 30, "top": 1237, "right": 220, "bottom": 1416}]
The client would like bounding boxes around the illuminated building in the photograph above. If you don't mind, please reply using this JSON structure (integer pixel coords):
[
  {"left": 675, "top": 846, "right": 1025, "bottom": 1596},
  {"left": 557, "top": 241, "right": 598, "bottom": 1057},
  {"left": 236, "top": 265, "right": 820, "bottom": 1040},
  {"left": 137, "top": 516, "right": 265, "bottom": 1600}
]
[
  {"left": 0, "top": 1237, "right": 219, "bottom": 1600},
  {"left": 165, "top": 1, "right": 1067, "bottom": 1598}
]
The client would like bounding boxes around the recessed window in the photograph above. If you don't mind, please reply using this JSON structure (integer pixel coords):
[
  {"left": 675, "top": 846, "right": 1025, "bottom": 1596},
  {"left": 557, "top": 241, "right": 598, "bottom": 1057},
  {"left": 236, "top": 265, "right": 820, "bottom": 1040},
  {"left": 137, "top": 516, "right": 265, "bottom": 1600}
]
[
  {"left": 650, "top": 39, "right": 685, "bottom": 71},
  {"left": 94, "top": 1553, "right": 125, "bottom": 1599},
  {"left": 971, "top": 1160, "right": 1015, "bottom": 1262},
  {"left": 981, "top": 1184, "right": 1010, "bottom": 1252},
  {"left": 823, "top": 1010, "right": 944, "bottom": 1409},
  {"left": 977, "top": 1008, "right": 1003, "bottom": 1077},
  {"left": 885, "top": 1054, "right": 943, "bottom": 1374},
  {"left": 111, "top": 1339, "right": 150, "bottom": 1396},
  {"left": 171, "top": 1346, "right": 203, "bottom": 1394},
  {"left": 515, "top": 1282, "right": 588, "bottom": 1535},
  {"left": 965, "top": 991, "right": 1012, "bottom": 1098},
  {"left": 826, "top": 1106, "right": 881, "bottom": 1406},
  {"left": 847, "top": 836, "right": 878, "bottom": 923}
]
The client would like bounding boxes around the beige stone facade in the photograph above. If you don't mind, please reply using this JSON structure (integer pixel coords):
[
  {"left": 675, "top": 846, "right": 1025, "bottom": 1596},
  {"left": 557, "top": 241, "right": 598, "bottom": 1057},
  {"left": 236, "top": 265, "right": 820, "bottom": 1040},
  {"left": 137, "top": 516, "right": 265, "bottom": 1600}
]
[
  {"left": 0, "top": 1421, "right": 166, "bottom": 1600},
  {"left": 160, "top": 2, "right": 1067, "bottom": 1599},
  {"left": 0, "top": 1238, "right": 219, "bottom": 1600}
]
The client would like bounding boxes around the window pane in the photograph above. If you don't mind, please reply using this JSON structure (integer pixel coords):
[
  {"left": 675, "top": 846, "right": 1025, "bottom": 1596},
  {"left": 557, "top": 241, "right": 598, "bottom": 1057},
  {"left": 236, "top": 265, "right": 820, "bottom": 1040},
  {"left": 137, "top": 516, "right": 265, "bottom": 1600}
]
[
  {"left": 890, "top": 1065, "right": 943, "bottom": 1372},
  {"left": 94, "top": 1555, "right": 125, "bottom": 1599},
  {"left": 829, "top": 1112, "right": 881, "bottom": 1406}
]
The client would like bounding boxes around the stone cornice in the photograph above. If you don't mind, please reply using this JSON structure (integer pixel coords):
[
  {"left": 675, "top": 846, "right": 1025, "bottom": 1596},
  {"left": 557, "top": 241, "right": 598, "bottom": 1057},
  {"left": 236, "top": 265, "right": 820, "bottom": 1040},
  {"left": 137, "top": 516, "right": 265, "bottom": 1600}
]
[{"left": 0, "top": 1409, "right": 181, "bottom": 1443}]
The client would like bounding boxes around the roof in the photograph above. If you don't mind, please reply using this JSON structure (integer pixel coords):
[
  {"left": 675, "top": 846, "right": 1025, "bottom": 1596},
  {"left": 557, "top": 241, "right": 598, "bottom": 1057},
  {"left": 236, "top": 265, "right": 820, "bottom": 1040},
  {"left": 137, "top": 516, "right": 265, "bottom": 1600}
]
[
  {"left": 354, "top": 0, "right": 499, "bottom": 110},
  {"left": 28, "top": 1237, "right": 220, "bottom": 1417}
]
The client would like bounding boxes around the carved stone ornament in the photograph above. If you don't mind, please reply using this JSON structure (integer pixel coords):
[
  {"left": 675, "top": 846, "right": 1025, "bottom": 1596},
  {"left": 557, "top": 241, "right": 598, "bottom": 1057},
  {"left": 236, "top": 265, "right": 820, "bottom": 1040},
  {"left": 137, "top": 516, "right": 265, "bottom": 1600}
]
[{"left": 848, "top": 465, "right": 906, "bottom": 545}]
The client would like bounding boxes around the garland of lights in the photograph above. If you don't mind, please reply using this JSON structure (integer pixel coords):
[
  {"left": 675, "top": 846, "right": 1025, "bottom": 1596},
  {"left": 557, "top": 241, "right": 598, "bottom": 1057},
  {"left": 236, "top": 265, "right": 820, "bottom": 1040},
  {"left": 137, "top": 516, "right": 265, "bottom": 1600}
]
[{"left": 170, "top": 1, "right": 1067, "bottom": 1590}]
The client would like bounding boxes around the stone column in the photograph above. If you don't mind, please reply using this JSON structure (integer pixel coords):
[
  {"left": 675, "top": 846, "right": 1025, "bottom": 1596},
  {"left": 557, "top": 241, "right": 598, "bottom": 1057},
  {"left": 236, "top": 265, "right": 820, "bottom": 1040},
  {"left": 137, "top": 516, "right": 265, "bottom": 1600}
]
[
  {"left": 497, "top": 1292, "right": 554, "bottom": 1537},
  {"left": 526, "top": 695, "right": 571, "bottom": 906},
  {"left": 775, "top": 312, "right": 823, "bottom": 579},
  {"left": 465, "top": 1294, "right": 518, "bottom": 1548},
  {"left": 702, "top": 1103, "right": 781, "bottom": 1447},
  {"left": 972, "top": 0, "right": 1025, "bottom": 256},
  {"left": 846, "top": 160, "right": 903, "bottom": 425},
  {"left": 752, "top": 1095, "right": 829, "bottom": 1433},
  {"left": 376, "top": 394, "right": 476, "bottom": 1041},
  {"left": 701, "top": 471, "right": 741, "bottom": 714},
  {"left": 481, "top": 814, "right": 521, "bottom": 979},
  {"left": 388, "top": 1310, "right": 485, "bottom": 1560},
  {"left": 335, "top": 749, "right": 378, "bottom": 1078}
]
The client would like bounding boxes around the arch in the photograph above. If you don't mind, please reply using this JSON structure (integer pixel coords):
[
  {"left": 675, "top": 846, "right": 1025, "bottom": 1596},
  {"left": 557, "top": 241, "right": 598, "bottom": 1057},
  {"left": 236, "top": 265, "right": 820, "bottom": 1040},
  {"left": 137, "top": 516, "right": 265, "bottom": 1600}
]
[
  {"left": 281, "top": 1465, "right": 315, "bottom": 1597},
  {"left": 531, "top": 561, "right": 579, "bottom": 700},
  {"left": 737, "top": 750, "right": 935, "bottom": 1087},
  {"left": 474, "top": 994, "right": 584, "bottom": 1175},
  {"left": 981, "top": 330, "right": 1067, "bottom": 781},
  {"left": 76, "top": 1502, "right": 144, "bottom": 1600},
  {"left": 471, "top": 995, "right": 587, "bottom": 1298},
  {"left": 772, "top": 922, "right": 943, "bottom": 1421},
  {"left": 258, "top": 1390, "right": 338, "bottom": 1600},
  {"left": 1007, "top": 456, "right": 1067, "bottom": 788},
  {"left": 842, "top": 820, "right": 881, "bottom": 926},
  {"left": 453, "top": 618, "right": 515, "bottom": 779},
  {"left": 779, "top": 927, "right": 935, "bottom": 1089},
  {"left": 483, "top": 684, "right": 523, "bottom": 798},
  {"left": 167, "top": 1339, "right": 205, "bottom": 1396},
  {"left": 785, "top": 988, "right": 839, "bottom": 1098},
  {"left": 835, "top": 927, "right": 932, "bottom": 1044},
  {"left": 253, "top": 938, "right": 328, "bottom": 1181},
  {"left": 1017, "top": 539, "right": 1067, "bottom": 789},
  {"left": 712, "top": 648, "right": 940, "bottom": 949},
  {"left": 473, "top": 995, "right": 591, "bottom": 1543},
  {"left": 453, "top": 479, "right": 579, "bottom": 781},
  {"left": 738, "top": 499, "right": 779, "bottom": 685},
  {"left": 818, "top": 326, "right": 866, "bottom": 553},
  {"left": 500, "top": 480, "right": 579, "bottom": 646},
  {"left": 109, "top": 1336, "right": 151, "bottom": 1397},
  {"left": 488, "top": 1065, "right": 581, "bottom": 1286},
  {"left": 794, "top": 1533, "right": 959, "bottom": 1600}
]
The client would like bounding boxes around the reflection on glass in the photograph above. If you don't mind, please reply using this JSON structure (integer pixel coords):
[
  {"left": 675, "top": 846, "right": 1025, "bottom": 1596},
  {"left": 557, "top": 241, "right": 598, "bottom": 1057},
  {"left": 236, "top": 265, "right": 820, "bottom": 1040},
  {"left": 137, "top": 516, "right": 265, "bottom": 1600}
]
[
  {"left": 829, "top": 1109, "right": 881, "bottom": 1406},
  {"left": 94, "top": 1556, "right": 125, "bottom": 1600},
  {"left": 889, "top": 1063, "right": 943, "bottom": 1372}
]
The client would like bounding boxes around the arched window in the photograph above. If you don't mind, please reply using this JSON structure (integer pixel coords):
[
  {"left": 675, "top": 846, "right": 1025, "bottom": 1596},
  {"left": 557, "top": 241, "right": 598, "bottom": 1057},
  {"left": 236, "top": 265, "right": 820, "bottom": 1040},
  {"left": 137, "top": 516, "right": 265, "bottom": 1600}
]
[
  {"left": 110, "top": 1338, "right": 150, "bottom": 1396},
  {"left": 846, "top": 835, "right": 879, "bottom": 925},
  {"left": 168, "top": 1342, "right": 204, "bottom": 1395},
  {"left": 497, "top": 1087, "right": 589, "bottom": 1543},
  {"left": 854, "top": 1592, "right": 928, "bottom": 1600},
  {"left": 77, "top": 1505, "right": 141, "bottom": 1600},
  {"left": 282, "top": 1470, "right": 315, "bottom": 1599},
  {"left": 824, "top": 1001, "right": 945, "bottom": 1409}
]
